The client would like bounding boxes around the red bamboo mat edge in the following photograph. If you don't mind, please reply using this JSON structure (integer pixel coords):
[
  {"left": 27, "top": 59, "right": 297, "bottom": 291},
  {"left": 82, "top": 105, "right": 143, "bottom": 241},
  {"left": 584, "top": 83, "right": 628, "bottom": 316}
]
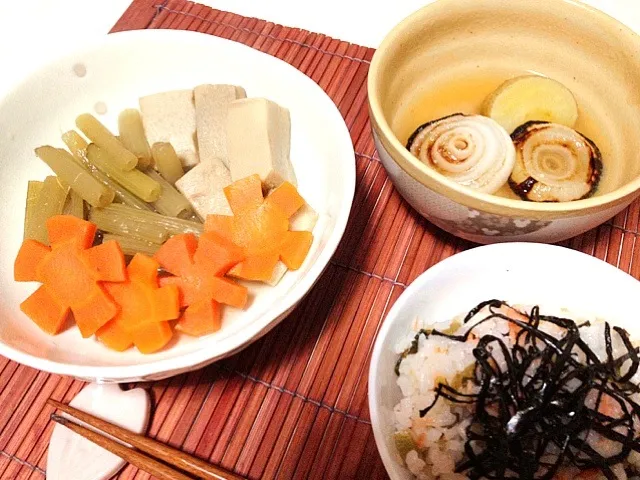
[{"left": 2, "top": 0, "right": 640, "bottom": 479}]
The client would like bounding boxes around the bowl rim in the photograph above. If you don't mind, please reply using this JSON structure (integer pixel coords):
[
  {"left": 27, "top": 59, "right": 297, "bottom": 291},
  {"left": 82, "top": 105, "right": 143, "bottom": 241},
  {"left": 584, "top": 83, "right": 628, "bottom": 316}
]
[
  {"left": 0, "top": 28, "right": 356, "bottom": 382},
  {"left": 367, "top": 242, "right": 640, "bottom": 479},
  {"left": 368, "top": 0, "right": 640, "bottom": 219}
]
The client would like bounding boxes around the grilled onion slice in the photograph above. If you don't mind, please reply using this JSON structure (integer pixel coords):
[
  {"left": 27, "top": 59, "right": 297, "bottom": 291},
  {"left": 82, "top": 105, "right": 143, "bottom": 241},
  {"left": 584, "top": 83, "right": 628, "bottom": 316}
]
[
  {"left": 508, "top": 121, "right": 602, "bottom": 202},
  {"left": 406, "top": 114, "right": 516, "bottom": 194}
]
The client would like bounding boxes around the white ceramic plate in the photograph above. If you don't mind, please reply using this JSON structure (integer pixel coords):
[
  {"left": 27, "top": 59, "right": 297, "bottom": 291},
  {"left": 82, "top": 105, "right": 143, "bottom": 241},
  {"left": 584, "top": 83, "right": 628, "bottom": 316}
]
[
  {"left": 0, "top": 29, "right": 355, "bottom": 382},
  {"left": 368, "top": 243, "right": 640, "bottom": 480}
]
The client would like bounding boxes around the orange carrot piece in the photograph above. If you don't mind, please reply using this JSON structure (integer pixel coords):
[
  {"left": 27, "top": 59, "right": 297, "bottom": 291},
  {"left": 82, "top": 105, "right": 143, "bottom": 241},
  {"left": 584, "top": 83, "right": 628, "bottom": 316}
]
[
  {"left": 104, "top": 254, "right": 180, "bottom": 334},
  {"left": 20, "top": 286, "right": 70, "bottom": 335},
  {"left": 72, "top": 286, "right": 119, "bottom": 338},
  {"left": 193, "top": 231, "right": 245, "bottom": 276},
  {"left": 156, "top": 231, "right": 249, "bottom": 337},
  {"left": 232, "top": 202, "right": 289, "bottom": 252},
  {"left": 169, "top": 265, "right": 211, "bottom": 307},
  {"left": 153, "top": 233, "right": 197, "bottom": 277},
  {"left": 152, "top": 286, "right": 181, "bottom": 321},
  {"left": 14, "top": 240, "right": 50, "bottom": 282},
  {"left": 158, "top": 275, "right": 189, "bottom": 308},
  {"left": 208, "top": 179, "right": 307, "bottom": 278},
  {"left": 265, "top": 181, "right": 305, "bottom": 218},
  {"left": 204, "top": 215, "right": 234, "bottom": 240},
  {"left": 81, "top": 240, "right": 126, "bottom": 282},
  {"left": 16, "top": 215, "right": 120, "bottom": 337},
  {"left": 280, "top": 231, "right": 314, "bottom": 270},
  {"left": 46, "top": 215, "right": 97, "bottom": 249},
  {"left": 37, "top": 242, "right": 102, "bottom": 309},
  {"left": 159, "top": 266, "right": 246, "bottom": 308},
  {"left": 105, "top": 282, "right": 151, "bottom": 332},
  {"left": 210, "top": 277, "right": 248, "bottom": 309},
  {"left": 176, "top": 300, "right": 221, "bottom": 337},
  {"left": 131, "top": 321, "right": 173, "bottom": 354},
  {"left": 127, "top": 253, "right": 160, "bottom": 284},
  {"left": 96, "top": 320, "right": 133, "bottom": 352},
  {"left": 224, "top": 174, "right": 263, "bottom": 214},
  {"left": 228, "top": 252, "right": 280, "bottom": 282}
]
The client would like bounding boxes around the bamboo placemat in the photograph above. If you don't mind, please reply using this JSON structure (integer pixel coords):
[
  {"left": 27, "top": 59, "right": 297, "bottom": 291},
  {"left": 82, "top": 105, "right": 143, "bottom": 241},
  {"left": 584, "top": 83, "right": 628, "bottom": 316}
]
[{"left": 2, "top": 0, "right": 640, "bottom": 479}]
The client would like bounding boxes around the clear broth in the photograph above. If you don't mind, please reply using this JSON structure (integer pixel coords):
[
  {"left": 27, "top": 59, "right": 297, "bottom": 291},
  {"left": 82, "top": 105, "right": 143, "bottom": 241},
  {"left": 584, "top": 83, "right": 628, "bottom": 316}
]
[{"left": 392, "top": 70, "right": 613, "bottom": 200}]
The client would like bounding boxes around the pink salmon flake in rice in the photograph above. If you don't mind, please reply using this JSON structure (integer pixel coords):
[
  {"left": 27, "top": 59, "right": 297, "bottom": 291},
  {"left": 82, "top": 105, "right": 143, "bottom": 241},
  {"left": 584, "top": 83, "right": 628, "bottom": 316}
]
[{"left": 392, "top": 300, "right": 640, "bottom": 479}]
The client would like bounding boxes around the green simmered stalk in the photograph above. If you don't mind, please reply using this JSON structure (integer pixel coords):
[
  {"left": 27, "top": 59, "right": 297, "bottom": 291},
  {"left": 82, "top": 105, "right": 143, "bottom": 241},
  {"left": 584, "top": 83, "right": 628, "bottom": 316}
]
[
  {"left": 102, "top": 203, "right": 203, "bottom": 235},
  {"left": 86, "top": 144, "right": 161, "bottom": 202},
  {"left": 118, "top": 109, "right": 152, "bottom": 169},
  {"left": 146, "top": 169, "right": 193, "bottom": 218},
  {"left": 102, "top": 233, "right": 159, "bottom": 257},
  {"left": 76, "top": 113, "right": 138, "bottom": 170},
  {"left": 89, "top": 206, "right": 167, "bottom": 244},
  {"left": 23, "top": 180, "right": 43, "bottom": 241},
  {"left": 62, "top": 130, "right": 89, "bottom": 159},
  {"left": 63, "top": 190, "right": 85, "bottom": 219},
  {"left": 151, "top": 142, "right": 184, "bottom": 184},
  {"left": 89, "top": 203, "right": 202, "bottom": 244},
  {"left": 62, "top": 131, "right": 152, "bottom": 211},
  {"left": 88, "top": 165, "right": 153, "bottom": 211},
  {"left": 25, "top": 176, "right": 69, "bottom": 244},
  {"left": 35, "top": 146, "right": 115, "bottom": 207}
]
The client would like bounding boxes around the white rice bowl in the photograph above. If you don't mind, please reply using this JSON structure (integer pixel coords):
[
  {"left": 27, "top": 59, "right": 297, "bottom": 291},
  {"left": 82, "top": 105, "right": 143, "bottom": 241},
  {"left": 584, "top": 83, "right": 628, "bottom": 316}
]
[{"left": 368, "top": 244, "right": 640, "bottom": 480}]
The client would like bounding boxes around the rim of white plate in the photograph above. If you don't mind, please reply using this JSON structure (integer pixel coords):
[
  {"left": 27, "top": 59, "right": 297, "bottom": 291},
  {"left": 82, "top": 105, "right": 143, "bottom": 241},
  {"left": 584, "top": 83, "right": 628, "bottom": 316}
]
[{"left": 0, "top": 29, "right": 356, "bottom": 381}]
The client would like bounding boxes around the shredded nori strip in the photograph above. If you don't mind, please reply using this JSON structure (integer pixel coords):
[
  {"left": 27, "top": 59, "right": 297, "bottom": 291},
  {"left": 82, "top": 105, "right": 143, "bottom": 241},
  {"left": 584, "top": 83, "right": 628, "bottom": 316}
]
[
  {"left": 395, "top": 328, "right": 431, "bottom": 376},
  {"left": 396, "top": 300, "right": 640, "bottom": 479}
]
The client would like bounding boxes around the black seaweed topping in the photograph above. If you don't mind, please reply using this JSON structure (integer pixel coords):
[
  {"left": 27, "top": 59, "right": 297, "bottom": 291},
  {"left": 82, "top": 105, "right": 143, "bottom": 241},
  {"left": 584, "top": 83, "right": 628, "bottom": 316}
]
[
  {"left": 397, "top": 300, "right": 640, "bottom": 479},
  {"left": 395, "top": 329, "right": 430, "bottom": 376}
]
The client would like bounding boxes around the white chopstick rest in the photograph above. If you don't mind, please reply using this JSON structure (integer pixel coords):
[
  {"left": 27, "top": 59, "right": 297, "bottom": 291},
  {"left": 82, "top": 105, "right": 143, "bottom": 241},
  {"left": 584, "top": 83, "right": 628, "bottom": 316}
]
[{"left": 47, "top": 383, "right": 150, "bottom": 480}]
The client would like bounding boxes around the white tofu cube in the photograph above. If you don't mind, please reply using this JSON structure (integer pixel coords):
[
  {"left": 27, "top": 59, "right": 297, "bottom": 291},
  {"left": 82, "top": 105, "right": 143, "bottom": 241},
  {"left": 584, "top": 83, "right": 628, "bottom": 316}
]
[
  {"left": 194, "top": 84, "right": 246, "bottom": 168},
  {"left": 139, "top": 90, "right": 199, "bottom": 168},
  {"left": 175, "top": 159, "right": 232, "bottom": 219},
  {"left": 227, "top": 98, "right": 296, "bottom": 190}
]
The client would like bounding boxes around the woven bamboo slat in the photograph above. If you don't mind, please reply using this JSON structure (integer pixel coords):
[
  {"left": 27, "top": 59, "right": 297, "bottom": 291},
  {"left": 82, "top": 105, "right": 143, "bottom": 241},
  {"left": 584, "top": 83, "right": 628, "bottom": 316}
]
[{"left": 3, "top": 1, "right": 640, "bottom": 478}]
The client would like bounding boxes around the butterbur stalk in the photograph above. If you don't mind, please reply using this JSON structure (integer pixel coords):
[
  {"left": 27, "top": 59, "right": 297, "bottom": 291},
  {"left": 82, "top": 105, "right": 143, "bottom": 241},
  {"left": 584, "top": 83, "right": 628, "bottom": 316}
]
[
  {"left": 89, "top": 203, "right": 202, "bottom": 244},
  {"left": 63, "top": 190, "right": 85, "bottom": 219},
  {"left": 118, "top": 109, "right": 153, "bottom": 169},
  {"left": 146, "top": 169, "right": 193, "bottom": 218},
  {"left": 35, "top": 146, "right": 115, "bottom": 207},
  {"left": 24, "top": 176, "right": 69, "bottom": 244},
  {"left": 101, "top": 234, "right": 159, "bottom": 257},
  {"left": 63, "top": 131, "right": 153, "bottom": 210},
  {"left": 23, "top": 180, "right": 43, "bottom": 241},
  {"left": 76, "top": 113, "right": 139, "bottom": 170},
  {"left": 89, "top": 207, "right": 168, "bottom": 244},
  {"left": 85, "top": 144, "right": 161, "bottom": 202},
  {"left": 151, "top": 142, "right": 184, "bottom": 184}
]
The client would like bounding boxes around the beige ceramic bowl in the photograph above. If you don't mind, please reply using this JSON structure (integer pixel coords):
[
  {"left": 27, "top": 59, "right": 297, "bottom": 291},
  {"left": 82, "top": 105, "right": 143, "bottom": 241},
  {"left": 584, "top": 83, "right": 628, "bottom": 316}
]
[{"left": 368, "top": 0, "right": 640, "bottom": 244}]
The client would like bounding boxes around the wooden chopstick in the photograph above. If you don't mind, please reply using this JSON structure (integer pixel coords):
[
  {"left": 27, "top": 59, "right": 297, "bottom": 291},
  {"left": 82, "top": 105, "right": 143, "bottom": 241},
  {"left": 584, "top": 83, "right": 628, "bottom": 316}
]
[
  {"left": 51, "top": 415, "right": 193, "bottom": 480},
  {"left": 48, "top": 399, "right": 245, "bottom": 480}
]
